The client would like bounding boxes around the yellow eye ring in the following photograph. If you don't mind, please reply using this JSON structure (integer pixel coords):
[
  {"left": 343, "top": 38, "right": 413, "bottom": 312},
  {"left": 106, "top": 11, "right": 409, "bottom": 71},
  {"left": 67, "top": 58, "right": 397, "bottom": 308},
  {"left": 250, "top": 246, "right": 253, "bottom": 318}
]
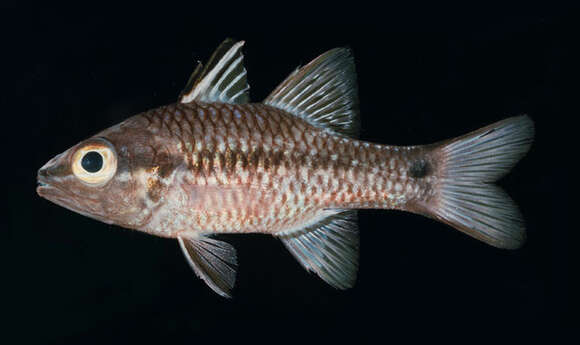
[{"left": 71, "top": 138, "right": 117, "bottom": 186}]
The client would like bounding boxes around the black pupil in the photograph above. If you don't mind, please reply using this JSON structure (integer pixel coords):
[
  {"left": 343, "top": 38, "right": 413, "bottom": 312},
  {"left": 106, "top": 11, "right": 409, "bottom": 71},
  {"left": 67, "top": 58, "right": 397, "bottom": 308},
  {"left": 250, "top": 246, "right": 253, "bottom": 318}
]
[{"left": 81, "top": 151, "right": 103, "bottom": 173}]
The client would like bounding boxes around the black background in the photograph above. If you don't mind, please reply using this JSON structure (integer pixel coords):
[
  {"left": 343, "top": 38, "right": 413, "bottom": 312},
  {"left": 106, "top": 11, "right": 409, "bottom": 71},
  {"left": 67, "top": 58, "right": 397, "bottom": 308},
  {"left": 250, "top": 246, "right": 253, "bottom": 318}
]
[{"left": 2, "top": 3, "right": 575, "bottom": 344}]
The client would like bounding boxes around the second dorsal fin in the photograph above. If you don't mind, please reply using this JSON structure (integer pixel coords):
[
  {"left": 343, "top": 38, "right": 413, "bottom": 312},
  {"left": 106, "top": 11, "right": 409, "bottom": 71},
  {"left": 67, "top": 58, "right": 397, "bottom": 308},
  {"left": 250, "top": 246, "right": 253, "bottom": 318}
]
[
  {"left": 264, "top": 48, "right": 360, "bottom": 138},
  {"left": 179, "top": 39, "right": 250, "bottom": 104}
]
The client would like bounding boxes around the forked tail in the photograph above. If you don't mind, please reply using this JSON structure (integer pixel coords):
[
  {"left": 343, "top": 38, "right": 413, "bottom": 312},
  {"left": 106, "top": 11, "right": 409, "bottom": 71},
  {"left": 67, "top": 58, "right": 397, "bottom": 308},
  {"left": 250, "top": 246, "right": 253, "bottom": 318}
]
[{"left": 425, "top": 115, "right": 534, "bottom": 249}]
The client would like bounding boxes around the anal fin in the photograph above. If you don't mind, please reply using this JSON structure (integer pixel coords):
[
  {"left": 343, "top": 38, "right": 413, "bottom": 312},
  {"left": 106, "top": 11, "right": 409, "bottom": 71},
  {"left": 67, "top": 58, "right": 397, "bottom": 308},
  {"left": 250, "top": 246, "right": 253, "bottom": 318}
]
[
  {"left": 276, "top": 211, "right": 359, "bottom": 289},
  {"left": 178, "top": 236, "right": 238, "bottom": 298}
]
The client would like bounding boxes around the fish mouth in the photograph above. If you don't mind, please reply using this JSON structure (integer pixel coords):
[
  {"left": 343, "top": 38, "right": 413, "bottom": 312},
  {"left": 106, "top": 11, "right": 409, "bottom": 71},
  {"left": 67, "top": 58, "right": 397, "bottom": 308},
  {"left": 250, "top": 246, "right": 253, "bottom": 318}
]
[
  {"left": 37, "top": 164, "right": 67, "bottom": 197},
  {"left": 36, "top": 172, "right": 71, "bottom": 203},
  {"left": 37, "top": 156, "right": 109, "bottom": 222},
  {"left": 36, "top": 173, "right": 110, "bottom": 223},
  {"left": 36, "top": 178, "right": 51, "bottom": 196},
  {"left": 36, "top": 174, "right": 57, "bottom": 197}
]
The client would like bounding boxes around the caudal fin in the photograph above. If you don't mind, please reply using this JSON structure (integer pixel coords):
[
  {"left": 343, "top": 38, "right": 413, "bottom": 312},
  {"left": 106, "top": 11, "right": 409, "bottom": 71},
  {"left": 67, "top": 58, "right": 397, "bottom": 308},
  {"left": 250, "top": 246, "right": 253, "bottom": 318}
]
[{"left": 427, "top": 115, "right": 534, "bottom": 249}]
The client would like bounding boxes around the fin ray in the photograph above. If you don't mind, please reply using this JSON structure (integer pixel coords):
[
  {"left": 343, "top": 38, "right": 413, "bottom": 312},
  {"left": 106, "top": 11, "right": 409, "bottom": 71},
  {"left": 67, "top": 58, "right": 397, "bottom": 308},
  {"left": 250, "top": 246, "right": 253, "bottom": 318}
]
[
  {"left": 264, "top": 48, "right": 359, "bottom": 137},
  {"left": 423, "top": 115, "right": 534, "bottom": 249},
  {"left": 277, "top": 211, "right": 359, "bottom": 289},
  {"left": 180, "top": 39, "right": 249, "bottom": 104},
  {"left": 178, "top": 236, "right": 238, "bottom": 298}
]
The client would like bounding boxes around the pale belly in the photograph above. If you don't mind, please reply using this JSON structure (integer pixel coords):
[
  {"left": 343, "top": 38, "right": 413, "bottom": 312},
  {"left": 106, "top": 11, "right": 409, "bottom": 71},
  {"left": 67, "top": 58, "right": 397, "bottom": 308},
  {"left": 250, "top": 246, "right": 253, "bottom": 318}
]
[{"left": 143, "top": 180, "right": 333, "bottom": 237}]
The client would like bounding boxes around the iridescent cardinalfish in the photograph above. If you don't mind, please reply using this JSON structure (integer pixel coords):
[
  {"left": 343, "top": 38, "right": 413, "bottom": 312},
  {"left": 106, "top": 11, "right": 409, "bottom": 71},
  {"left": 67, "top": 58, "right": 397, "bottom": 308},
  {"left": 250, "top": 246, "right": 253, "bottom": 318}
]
[{"left": 37, "top": 39, "right": 534, "bottom": 297}]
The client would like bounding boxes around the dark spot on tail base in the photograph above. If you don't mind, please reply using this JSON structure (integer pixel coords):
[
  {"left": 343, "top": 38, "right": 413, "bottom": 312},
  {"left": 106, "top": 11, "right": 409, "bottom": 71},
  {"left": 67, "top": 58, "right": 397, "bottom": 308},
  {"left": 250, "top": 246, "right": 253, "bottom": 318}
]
[{"left": 409, "top": 159, "right": 430, "bottom": 178}]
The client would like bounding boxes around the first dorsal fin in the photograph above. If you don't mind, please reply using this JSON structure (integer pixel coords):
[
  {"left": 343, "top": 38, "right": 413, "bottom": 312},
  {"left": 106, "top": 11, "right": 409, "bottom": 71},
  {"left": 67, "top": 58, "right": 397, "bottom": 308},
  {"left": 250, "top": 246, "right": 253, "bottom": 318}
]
[
  {"left": 179, "top": 39, "right": 250, "bottom": 104},
  {"left": 276, "top": 211, "right": 359, "bottom": 289},
  {"left": 264, "top": 48, "right": 360, "bottom": 138}
]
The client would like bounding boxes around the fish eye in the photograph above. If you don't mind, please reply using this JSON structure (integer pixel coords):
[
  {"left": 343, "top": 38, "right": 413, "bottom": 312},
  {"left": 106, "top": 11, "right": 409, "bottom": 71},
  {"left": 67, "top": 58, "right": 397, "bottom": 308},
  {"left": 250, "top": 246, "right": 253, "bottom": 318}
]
[
  {"left": 71, "top": 138, "right": 117, "bottom": 185},
  {"left": 81, "top": 151, "right": 104, "bottom": 173}
]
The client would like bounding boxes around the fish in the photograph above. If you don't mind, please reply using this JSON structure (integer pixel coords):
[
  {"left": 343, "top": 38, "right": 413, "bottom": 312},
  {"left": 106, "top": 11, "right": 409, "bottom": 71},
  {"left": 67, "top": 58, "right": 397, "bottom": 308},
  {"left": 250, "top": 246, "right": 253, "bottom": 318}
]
[{"left": 37, "top": 39, "right": 535, "bottom": 297}]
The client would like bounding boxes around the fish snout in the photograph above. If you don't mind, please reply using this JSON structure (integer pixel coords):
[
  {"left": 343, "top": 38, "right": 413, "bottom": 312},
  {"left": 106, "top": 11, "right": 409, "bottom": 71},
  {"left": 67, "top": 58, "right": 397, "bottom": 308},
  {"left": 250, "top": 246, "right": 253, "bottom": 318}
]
[
  {"left": 37, "top": 153, "right": 68, "bottom": 195},
  {"left": 37, "top": 166, "right": 49, "bottom": 180},
  {"left": 38, "top": 153, "right": 68, "bottom": 177}
]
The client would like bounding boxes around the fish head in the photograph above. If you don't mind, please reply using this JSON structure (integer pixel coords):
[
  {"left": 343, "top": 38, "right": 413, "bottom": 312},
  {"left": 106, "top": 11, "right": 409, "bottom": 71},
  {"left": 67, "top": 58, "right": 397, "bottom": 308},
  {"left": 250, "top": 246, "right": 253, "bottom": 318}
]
[{"left": 37, "top": 124, "right": 168, "bottom": 229}]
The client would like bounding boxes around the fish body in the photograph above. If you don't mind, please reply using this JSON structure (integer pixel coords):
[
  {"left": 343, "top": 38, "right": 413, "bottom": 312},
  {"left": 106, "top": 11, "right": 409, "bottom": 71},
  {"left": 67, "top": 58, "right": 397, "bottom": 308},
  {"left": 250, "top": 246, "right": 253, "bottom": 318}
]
[
  {"left": 104, "top": 101, "right": 431, "bottom": 237},
  {"left": 37, "top": 40, "right": 534, "bottom": 297}
]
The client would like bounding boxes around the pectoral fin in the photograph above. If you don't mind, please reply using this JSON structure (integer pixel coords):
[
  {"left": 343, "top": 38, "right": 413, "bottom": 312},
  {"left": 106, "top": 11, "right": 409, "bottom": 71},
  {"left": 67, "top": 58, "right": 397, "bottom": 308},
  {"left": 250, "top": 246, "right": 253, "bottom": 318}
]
[{"left": 178, "top": 236, "right": 238, "bottom": 298}]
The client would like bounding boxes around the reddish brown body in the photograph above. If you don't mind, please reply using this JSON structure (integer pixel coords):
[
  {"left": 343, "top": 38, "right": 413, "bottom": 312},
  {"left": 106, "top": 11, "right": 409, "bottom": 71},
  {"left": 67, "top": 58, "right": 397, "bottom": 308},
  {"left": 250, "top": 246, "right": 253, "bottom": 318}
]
[{"left": 113, "top": 102, "right": 434, "bottom": 238}]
